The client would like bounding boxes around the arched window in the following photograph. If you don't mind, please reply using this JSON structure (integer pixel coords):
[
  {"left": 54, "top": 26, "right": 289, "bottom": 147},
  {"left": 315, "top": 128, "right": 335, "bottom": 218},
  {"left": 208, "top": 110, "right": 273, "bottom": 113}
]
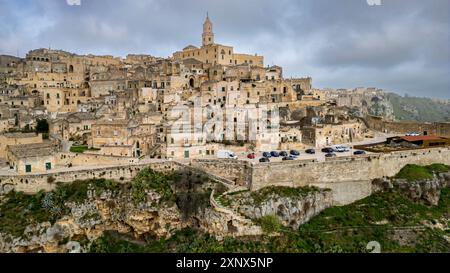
[{"left": 69, "top": 65, "right": 74, "bottom": 73}]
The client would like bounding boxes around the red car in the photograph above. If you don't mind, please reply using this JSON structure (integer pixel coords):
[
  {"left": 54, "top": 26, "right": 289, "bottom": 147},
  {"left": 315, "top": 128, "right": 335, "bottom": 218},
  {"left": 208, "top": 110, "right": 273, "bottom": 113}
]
[{"left": 247, "top": 153, "right": 256, "bottom": 159}]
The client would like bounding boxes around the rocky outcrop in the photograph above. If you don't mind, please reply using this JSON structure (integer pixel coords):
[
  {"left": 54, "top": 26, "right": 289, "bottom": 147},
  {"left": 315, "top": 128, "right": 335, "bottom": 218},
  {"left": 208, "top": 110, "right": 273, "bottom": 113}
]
[
  {"left": 372, "top": 172, "right": 450, "bottom": 206},
  {"left": 0, "top": 189, "right": 186, "bottom": 253},
  {"left": 222, "top": 187, "right": 333, "bottom": 229}
]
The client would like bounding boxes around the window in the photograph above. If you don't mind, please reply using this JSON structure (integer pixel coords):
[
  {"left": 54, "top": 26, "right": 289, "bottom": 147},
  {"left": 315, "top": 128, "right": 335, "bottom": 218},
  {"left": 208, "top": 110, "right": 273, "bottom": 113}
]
[
  {"left": 113, "top": 130, "right": 118, "bottom": 136},
  {"left": 46, "top": 162, "right": 52, "bottom": 170},
  {"left": 25, "top": 165, "right": 32, "bottom": 173}
]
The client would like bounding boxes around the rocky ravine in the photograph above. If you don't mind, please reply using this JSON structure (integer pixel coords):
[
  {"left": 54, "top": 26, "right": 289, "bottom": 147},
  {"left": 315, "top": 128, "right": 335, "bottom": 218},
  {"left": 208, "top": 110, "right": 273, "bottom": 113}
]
[
  {"left": 220, "top": 186, "right": 334, "bottom": 229},
  {"left": 0, "top": 187, "right": 186, "bottom": 253},
  {"left": 372, "top": 171, "right": 450, "bottom": 206},
  {"left": 0, "top": 169, "right": 338, "bottom": 252}
]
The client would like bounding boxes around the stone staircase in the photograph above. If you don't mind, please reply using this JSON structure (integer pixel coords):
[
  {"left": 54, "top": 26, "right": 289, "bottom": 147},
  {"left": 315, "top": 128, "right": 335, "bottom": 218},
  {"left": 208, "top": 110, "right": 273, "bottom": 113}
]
[{"left": 210, "top": 189, "right": 262, "bottom": 236}]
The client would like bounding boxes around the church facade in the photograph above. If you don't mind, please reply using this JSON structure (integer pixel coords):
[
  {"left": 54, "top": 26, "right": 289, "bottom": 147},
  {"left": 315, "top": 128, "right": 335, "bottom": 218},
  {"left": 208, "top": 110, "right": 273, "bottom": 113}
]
[{"left": 173, "top": 14, "right": 264, "bottom": 67}]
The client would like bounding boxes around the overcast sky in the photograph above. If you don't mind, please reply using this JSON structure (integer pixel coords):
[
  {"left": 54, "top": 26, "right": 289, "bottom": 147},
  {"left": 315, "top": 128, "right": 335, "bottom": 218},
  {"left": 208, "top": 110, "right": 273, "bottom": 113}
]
[{"left": 0, "top": 0, "right": 449, "bottom": 99}]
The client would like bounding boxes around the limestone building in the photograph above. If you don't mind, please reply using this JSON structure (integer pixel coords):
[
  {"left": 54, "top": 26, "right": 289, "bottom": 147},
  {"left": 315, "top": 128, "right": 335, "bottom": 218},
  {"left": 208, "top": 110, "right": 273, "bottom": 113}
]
[{"left": 173, "top": 14, "right": 264, "bottom": 67}]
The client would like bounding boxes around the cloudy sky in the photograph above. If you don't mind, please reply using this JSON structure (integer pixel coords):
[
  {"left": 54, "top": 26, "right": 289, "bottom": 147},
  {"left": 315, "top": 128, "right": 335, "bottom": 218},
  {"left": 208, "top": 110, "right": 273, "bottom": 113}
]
[{"left": 1, "top": 0, "right": 449, "bottom": 98}]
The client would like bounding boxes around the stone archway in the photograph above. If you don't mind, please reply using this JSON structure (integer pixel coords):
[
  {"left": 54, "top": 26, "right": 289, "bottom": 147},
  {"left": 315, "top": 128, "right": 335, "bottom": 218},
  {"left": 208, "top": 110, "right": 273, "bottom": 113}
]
[{"left": 189, "top": 78, "right": 195, "bottom": 88}]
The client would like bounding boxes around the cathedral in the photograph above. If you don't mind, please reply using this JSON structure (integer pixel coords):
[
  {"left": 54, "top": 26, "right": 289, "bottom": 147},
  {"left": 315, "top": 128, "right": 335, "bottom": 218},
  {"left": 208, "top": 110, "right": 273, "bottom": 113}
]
[{"left": 173, "top": 14, "right": 264, "bottom": 67}]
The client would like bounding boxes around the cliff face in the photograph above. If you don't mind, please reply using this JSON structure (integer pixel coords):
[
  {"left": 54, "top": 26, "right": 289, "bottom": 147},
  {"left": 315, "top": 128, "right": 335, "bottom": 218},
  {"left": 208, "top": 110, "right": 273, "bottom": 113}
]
[
  {"left": 0, "top": 188, "right": 185, "bottom": 253},
  {"left": 372, "top": 171, "right": 450, "bottom": 206},
  {"left": 220, "top": 187, "right": 333, "bottom": 229}
]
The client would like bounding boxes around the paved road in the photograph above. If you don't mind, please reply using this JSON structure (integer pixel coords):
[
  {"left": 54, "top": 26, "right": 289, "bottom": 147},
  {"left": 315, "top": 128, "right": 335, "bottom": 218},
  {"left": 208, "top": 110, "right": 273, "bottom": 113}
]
[{"left": 238, "top": 133, "right": 398, "bottom": 163}]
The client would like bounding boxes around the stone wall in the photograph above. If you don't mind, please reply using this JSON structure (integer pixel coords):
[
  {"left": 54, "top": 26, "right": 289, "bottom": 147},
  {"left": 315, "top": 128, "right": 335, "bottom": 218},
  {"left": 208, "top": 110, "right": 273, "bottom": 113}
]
[
  {"left": 2, "top": 148, "right": 450, "bottom": 206},
  {"left": 251, "top": 147, "right": 450, "bottom": 205},
  {"left": 0, "top": 161, "right": 182, "bottom": 195},
  {"left": 190, "top": 159, "right": 252, "bottom": 187},
  {"left": 56, "top": 153, "right": 139, "bottom": 167},
  {"left": 365, "top": 115, "right": 450, "bottom": 137}
]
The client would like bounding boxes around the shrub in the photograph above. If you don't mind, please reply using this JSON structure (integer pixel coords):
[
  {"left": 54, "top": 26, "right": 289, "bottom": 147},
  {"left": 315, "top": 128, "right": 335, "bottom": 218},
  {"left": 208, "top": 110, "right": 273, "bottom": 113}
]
[
  {"left": 259, "top": 215, "right": 283, "bottom": 233},
  {"left": 70, "top": 145, "right": 89, "bottom": 153},
  {"left": 425, "top": 164, "right": 450, "bottom": 174},
  {"left": 395, "top": 164, "right": 434, "bottom": 182},
  {"left": 131, "top": 168, "right": 174, "bottom": 205}
]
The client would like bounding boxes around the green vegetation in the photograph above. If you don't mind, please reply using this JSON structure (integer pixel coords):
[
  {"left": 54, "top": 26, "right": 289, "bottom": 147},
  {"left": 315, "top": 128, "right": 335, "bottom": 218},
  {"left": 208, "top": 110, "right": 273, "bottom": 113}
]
[
  {"left": 36, "top": 119, "right": 49, "bottom": 134},
  {"left": 0, "top": 179, "right": 123, "bottom": 237},
  {"left": 249, "top": 186, "right": 323, "bottom": 205},
  {"left": 2, "top": 166, "right": 448, "bottom": 253},
  {"left": 131, "top": 168, "right": 175, "bottom": 205},
  {"left": 0, "top": 191, "right": 54, "bottom": 237},
  {"left": 425, "top": 163, "right": 450, "bottom": 173},
  {"left": 69, "top": 145, "right": 100, "bottom": 153},
  {"left": 387, "top": 93, "right": 450, "bottom": 122},
  {"left": 395, "top": 164, "right": 449, "bottom": 182},
  {"left": 258, "top": 215, "right": 283, "bottom": 234},
  {"left": 90, "top": 187, "right": 450, "bottom": 253},
  {"left": 54, "top": 179, "right": 124, "bottom": 204},
  {"left": 36, "top": 119, "right": 49, "bottom": 139}
]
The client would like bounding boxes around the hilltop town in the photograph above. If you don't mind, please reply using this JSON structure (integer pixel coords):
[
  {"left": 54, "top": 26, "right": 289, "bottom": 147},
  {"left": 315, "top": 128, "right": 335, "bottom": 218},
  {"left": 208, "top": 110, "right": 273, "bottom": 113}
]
[
  {"left": 0, "top": 15, "right": 449, "bottom": 253},
  {"left": 1, "top": 15, "right": 448, "bottom": 176}
]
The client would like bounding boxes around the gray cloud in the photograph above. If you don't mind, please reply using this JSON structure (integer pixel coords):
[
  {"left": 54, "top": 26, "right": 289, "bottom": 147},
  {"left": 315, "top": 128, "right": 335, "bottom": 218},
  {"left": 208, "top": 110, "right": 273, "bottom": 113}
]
[{"left": 0, "top": 0, "right": 449, "bottom": 98}]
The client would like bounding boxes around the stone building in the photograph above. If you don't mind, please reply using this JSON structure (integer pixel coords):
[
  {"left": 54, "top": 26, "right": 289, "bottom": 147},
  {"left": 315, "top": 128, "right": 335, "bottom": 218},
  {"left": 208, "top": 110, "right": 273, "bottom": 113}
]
[
  {"left": 91, "top": 119, "right": 156, "bottom": 158},
  {"left": 6, "top": 142, "right": 58, "bottom": 174},
  {"left": 0, "top": 132, "right": 43, "bottom": 159},
  {"left": 173, "top": 14, "right": 264, "bottom": 67}
]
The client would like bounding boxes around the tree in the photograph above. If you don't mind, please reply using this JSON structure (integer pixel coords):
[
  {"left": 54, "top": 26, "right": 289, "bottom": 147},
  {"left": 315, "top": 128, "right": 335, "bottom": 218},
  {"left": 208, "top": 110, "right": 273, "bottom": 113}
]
[
  {"left": 36, "top": 119, "right": 49, "bottom": 139},
  {"left": 36, "top": 119, "right": 49, "bottom": 134}
]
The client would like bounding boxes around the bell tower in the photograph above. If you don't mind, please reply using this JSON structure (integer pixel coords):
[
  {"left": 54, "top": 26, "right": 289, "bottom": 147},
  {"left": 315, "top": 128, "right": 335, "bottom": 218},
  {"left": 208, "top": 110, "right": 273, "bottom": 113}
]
[{"left": 202, "top": 13, "right": 214, "bottom": 47}]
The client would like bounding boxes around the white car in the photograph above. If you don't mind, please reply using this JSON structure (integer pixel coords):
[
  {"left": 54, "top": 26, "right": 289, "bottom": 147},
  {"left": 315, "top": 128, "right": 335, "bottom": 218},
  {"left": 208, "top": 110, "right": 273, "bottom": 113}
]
[
  {"left": 406, "top": 132, "right": 420, "bottom": 137},
  {"left": 217, "top": 150, "right": 238, "bottom": 159},
  {"left": 332, "top": 145, "right": 350, "bottom": 153}
]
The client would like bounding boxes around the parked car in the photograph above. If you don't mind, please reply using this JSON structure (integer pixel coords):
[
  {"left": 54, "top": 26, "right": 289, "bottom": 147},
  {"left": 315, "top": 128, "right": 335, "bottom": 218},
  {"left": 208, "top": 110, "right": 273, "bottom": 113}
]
[
  {"left": 282, "top": 156, "right": 295, "bottom": 161},
  {"left": 247, "top": 153, "right": 256, "bottom": 159},
  {"left": 305, "top": 149, "right": 316, "bottom": 154},
  {"left": 217, "top": 150, "right": 238, "bottom": 159},
  {"left": 270, "top": 151, "right": 280, "bottom": 157},
  {"left": 263, "top": 152, "right": 272, "bottom": 158},
  {"left": 406, "top": 132, "right": 420, "bottom": 136},
  {"left": 279, "top": 151, "right": 288, "bottom": 157},
  {"left": 353, "top": 150, "right": 366, "bottom": 155},
  {"left": 333, "top": 145, "right": 350, "bottom": 153},
  {"left": 259, "top": 157, "right": 270, "bottom": 163},
  {"left": 290, "top": 150, "right": 300, "bottom": 156},
  {"left": 321, "top": 147, "right": 334, "bottom": 153},
  {"left": 325, "top": 153, "right": 337, "bottom": 158}
]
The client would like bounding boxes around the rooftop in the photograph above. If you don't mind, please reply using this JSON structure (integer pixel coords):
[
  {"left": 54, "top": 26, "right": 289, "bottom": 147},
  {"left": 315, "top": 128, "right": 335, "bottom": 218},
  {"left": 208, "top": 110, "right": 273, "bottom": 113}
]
[
  {"left": 8, "top": 142, "right": 57, "bottom": 158},
  {"left": 3, "top": 132, "right": 39, "bottom": 139},
  {"left": 399, "top": 136, "right": 447, "bottom": 142}
]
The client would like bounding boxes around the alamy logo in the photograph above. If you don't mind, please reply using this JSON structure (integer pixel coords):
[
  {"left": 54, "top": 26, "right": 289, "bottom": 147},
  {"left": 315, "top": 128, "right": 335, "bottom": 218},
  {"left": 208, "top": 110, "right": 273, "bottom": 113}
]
[
  {"left": 366, "top": 241, "right": 381, "bottom": 253},
  {"left": 366, "top": 0, "right": 382, "bottom": 6},
  {"left": 66, "top": 0, "right": 81, "bottom": 6}
]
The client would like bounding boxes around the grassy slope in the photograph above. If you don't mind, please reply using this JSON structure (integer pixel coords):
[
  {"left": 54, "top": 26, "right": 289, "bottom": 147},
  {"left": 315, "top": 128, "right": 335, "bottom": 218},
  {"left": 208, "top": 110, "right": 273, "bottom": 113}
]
[
  {"left": 387, "top": 93, "right": 450, "bottom": 122},
  {"left": 90, "top": 187, "right": 450, "bottom": 253},
  {"left": 1, "top": 166, "right": 448, "bottom": 253}
]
